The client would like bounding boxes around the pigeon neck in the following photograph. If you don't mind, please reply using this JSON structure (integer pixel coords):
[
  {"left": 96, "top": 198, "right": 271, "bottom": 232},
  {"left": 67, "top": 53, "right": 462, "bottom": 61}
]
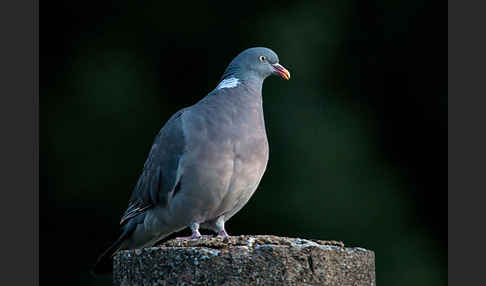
[
  {"left": 219, "top": 69, "right": 264, "bottom": 93},
  {"left": 241, "top": 74, "right": 264, "bottom": 94}
]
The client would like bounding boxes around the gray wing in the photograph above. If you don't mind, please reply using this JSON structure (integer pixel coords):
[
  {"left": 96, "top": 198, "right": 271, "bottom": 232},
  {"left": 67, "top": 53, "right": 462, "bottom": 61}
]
[{"left": 120, "top": 108, "right": 187, "bottom": 225}]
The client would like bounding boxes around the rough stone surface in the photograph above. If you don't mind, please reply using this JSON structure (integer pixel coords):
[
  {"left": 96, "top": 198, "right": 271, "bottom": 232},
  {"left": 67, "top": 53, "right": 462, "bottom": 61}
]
[{"left": 113, "top": 235, "right": 375, "bottom": 286}]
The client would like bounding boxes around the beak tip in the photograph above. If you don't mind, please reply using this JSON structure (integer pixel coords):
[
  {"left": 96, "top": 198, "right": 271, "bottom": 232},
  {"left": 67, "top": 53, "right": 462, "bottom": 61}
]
[
  {"left": 273, "top": 63, "right": 291, "bottom": 80},
  {"left": 282, "top": 70, "right": 290, "bottom": 80}
]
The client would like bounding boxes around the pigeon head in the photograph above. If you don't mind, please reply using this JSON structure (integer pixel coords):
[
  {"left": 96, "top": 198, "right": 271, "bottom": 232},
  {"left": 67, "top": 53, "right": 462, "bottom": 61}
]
[{"left": 221, "top": 47, "right": 290, "bottom": 83}]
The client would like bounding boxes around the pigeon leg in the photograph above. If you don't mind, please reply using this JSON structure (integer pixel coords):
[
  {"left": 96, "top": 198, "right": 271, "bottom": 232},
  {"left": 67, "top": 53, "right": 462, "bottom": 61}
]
[
  {"left": 176, "top": 222, "right": 202, "bottom": 240},
  {"left": 214, "top": 216, "right": 230, "bottom": 238}
]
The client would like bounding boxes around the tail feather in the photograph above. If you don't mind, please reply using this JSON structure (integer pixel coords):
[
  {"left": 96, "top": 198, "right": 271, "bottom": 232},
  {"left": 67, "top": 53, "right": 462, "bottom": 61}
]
[{"left": 91, "top": 219, "right": 140, "bottom": 276}]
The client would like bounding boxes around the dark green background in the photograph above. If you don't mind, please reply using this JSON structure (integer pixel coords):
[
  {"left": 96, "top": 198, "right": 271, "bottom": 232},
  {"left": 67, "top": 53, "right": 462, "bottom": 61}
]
[{"left": 41, "top": 0, "right": 447, "bottom": 285}]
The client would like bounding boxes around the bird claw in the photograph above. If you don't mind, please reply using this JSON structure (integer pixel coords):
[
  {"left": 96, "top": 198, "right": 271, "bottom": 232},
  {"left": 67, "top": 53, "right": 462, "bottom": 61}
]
[
  {"left": 217, "top": 230, "right": 230, "bottom": 238},
  {"left": 176, "top": 231, "right": 202, "bottom": 240}
]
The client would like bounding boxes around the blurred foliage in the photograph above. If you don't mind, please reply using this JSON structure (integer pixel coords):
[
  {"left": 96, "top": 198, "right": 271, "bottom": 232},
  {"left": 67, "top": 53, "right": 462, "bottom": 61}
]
[{"left": 41, "top": 0, "right": 446, "bottom": 285}]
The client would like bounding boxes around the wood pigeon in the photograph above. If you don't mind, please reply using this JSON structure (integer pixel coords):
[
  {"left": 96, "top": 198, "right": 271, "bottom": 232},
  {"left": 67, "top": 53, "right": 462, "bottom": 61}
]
[{"left": 93, "top": 47, "right": 290, "bottom": 274}]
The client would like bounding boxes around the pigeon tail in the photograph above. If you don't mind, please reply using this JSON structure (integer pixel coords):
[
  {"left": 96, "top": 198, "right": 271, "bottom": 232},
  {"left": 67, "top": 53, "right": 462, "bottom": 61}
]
[{"left": 91, "top": 218, "right": 140, "bottom": 275}]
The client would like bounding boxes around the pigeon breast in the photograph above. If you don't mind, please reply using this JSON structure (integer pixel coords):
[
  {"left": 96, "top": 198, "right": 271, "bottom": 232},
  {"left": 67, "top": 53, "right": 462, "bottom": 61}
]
[{"left": 175, "top": 85, "right": 269, "bottom": 225}]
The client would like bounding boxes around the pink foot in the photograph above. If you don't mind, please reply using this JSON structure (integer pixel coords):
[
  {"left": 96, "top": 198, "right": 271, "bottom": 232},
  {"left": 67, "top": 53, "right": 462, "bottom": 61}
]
[
  {"left": 217, "top": 230, "right": 230, "bottom": 238},
  {"left": 176, "top": 231, "right": 202, "bottom": 240}
]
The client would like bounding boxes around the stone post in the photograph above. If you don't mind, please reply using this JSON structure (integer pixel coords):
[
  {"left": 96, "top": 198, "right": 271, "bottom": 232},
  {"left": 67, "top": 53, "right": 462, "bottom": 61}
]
[{"left": 114, "top": 235, "right": 375, "bottom": 286}]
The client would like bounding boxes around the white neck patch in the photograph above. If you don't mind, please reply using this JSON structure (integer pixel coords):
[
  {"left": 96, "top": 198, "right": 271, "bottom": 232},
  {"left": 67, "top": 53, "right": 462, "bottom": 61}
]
[{"left": 216, "top": 77, "right": 240, "bottom": 90}]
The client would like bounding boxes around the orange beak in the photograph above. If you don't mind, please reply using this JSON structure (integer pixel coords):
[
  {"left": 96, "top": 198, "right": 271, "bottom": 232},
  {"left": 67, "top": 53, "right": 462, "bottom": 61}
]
[{"left": 272, "top": 63, "right": 291, "bottom": 80}]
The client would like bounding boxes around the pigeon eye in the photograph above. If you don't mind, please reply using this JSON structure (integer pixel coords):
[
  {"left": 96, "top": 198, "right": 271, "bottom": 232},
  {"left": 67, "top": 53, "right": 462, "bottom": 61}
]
[{"left": 259, "top": 56, "right": 266, "bottom": 62}]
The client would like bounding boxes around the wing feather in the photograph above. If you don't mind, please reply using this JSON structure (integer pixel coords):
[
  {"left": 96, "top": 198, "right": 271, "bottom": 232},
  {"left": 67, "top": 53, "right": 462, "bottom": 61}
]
[{"left": 120, "top": 108, "right": 187, "bottom": 225}]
